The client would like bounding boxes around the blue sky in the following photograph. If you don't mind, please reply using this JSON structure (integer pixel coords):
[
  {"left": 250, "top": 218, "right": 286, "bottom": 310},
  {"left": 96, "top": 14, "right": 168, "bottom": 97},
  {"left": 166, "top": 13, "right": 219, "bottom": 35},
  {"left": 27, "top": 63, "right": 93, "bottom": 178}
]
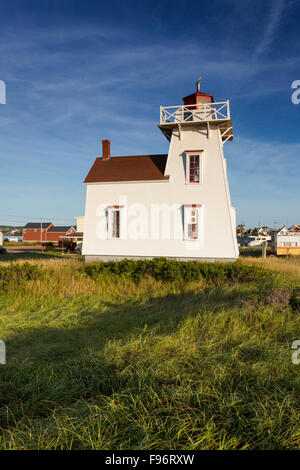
[{"left": 0, "top": 0, "right": 299, "bottom": 227}]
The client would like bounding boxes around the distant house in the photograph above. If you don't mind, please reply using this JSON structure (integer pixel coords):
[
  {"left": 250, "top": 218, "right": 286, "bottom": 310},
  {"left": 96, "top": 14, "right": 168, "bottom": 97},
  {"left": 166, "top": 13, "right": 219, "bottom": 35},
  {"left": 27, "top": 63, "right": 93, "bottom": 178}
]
[
  {"left": 271, "top": 225, "right": 300, "bottom": 256},
  {"left": 288, "top": 224, "right": 300, "bottom": 234},
  {"left": 46, "top": 226, "right": 76, "bottom": 243},
  {"left": 248, "top": 227, "right": 270, "bottom": 237},
  {"left": 239, "top": 234, "right": 271, "bottom": 247},
  {"left": 23, "top": 222, "right": 54, "bottom": 242},
  {"left": 236, "top": 224, "right": 247, "bottom": 237},
  {"left": 0, "top": 232, "right": 3, "bottom": 246},
  {"left": 59, "top": 219, "right": 85, "bottom": 253},
  {"left": 75, "top": 216, "right": 85, "bottom": 233},
  {"left": 3, "top": 235, "right": 22, "bottom": 242}
]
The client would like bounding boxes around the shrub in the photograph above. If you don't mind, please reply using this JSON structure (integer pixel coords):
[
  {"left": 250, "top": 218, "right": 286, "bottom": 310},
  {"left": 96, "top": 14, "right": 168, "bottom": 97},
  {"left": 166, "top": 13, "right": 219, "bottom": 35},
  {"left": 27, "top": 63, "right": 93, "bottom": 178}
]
[
  {"left": 81, "top": 258, "right": 272, "bottom": 284},
  {"left": 290, "top": 288, "right": 300, "bottom": 311},
  {"left": 42, "top": 242, "right": 56, "bottom": 252},
  {"left": 0, "top": 263, "right": 41, "bottom": 292}
]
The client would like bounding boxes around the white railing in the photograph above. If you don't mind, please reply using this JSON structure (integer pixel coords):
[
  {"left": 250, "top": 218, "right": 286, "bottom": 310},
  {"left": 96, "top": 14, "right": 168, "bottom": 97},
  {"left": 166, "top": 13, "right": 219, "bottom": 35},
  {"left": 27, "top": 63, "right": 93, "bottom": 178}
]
[{"left": 160, "top": 101, "right": 230, "bottom": 125}]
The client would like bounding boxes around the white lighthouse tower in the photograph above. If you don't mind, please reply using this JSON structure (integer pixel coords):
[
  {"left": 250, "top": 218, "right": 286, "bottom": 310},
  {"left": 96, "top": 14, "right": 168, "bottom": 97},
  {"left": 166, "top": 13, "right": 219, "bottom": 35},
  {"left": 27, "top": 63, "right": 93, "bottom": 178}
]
[{"left": 157, "top": 78, "right": 239, "bottom": 261}]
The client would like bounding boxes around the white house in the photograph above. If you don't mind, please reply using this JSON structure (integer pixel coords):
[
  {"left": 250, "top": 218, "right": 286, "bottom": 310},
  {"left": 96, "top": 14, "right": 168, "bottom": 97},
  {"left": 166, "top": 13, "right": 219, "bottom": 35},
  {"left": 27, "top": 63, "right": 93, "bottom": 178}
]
[
  {"left": 271, "top": 225, "right": 300, "bottom": 255},
  {"left": 82, "top": 80, "right": 238, "bottom": 262},
  {"left": 75, "top": 216, "right": 85, "bottom": 233}
]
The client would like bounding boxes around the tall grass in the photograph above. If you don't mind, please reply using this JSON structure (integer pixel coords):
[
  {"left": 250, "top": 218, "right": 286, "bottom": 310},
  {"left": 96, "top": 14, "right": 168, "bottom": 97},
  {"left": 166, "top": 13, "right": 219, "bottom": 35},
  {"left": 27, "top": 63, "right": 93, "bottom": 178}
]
[
  {"left": 0, "top": 256, "right": 299, "bottom": 449},
  {"left": 241, "top": 255, "right": 300, "bottom": 279}
]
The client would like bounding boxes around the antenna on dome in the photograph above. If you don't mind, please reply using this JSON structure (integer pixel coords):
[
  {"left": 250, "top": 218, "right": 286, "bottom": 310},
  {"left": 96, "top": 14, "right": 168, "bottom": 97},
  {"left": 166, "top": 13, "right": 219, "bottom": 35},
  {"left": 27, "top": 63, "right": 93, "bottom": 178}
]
[{"left": 196, "top": 76, "right": 202, "bottom": 92}]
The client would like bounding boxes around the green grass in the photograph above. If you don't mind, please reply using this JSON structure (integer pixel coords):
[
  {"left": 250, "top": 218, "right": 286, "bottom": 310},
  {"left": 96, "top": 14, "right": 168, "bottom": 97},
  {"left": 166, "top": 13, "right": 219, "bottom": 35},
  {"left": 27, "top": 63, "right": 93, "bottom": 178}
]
[
  {"left": 3, "top": 241, "right": 41, "bottom": 247},
  {"left": 0, "top": 251, "right": 84, "bottom": 262},
  {"left": 0, "top": 257, "right": 299, "bottom": 449}
]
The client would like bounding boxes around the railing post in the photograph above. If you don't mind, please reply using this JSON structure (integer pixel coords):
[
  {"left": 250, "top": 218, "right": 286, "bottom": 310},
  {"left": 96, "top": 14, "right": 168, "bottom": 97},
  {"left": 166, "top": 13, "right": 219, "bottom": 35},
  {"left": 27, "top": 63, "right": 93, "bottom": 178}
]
[
  {"left": 160, "top": 106, "right": 162, "bottom": 123},
  {"left": 227, "top": 100, "right": 230, "bottom": 119}
]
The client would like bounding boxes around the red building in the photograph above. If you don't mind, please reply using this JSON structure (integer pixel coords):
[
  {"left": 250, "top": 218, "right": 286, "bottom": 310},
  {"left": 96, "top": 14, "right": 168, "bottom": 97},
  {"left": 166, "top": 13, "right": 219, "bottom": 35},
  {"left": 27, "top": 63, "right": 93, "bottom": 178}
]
[
  {"left": 23, "top": 223, "right": 76, "bottom": 243},
  {"left": 23, "top": 222, "right": 54, "bottom": 242},
  {"left": 46, "top": 226, "right": 76, "bottom": 243}
]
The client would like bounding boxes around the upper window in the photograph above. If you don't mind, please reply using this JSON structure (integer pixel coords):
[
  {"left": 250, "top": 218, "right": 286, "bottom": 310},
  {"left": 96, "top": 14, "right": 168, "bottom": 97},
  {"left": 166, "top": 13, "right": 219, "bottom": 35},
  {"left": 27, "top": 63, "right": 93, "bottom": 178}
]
[
  {"left": 189, "top": 155, "right": 200, "bottom": 183},
  {"left": 185, "top": 151, "right": 203, "bottom": 184}
]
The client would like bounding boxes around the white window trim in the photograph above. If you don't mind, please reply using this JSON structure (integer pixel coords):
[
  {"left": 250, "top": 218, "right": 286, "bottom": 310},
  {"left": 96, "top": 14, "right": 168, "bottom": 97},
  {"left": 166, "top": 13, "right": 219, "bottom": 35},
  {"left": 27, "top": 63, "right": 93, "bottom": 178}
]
[
  {"left": 185, "top": 150, "right": 204, "bottom": 185},
  {"left": 107, "top": 205, "right": 125, "bottom": 240},
  {"left": 183, "top": 204, "right": 203, "bottom": 241}
]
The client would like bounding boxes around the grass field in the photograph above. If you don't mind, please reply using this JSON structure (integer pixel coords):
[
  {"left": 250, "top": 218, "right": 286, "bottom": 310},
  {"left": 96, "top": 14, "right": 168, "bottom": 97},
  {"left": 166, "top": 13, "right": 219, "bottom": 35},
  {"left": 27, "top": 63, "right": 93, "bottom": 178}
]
[{"left": 0, "top": 253, "right": 299, "bottom": 450}]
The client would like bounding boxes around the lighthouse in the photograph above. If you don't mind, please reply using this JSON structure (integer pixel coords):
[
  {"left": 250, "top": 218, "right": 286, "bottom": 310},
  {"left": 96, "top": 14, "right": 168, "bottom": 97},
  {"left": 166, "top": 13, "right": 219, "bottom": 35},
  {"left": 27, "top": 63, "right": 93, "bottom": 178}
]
[
  {"left": 157, "top": 78, "right": 238, "bottom": 260},
  {"left": 82, "top": 79, "right": 238, "bottom": 262}
]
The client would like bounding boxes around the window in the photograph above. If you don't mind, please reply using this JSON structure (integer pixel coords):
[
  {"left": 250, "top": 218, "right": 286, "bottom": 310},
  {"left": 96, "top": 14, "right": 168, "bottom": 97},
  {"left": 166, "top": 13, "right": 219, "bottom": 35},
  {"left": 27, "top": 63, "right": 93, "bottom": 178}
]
[
  {"left": 187, "top": 208, "right": 198, "bottom": 239},
  {"left": 184, "top": 204, "right": 202, "bottom": 241},
  {"left": 112, "top": 210, "right": 120, "bottom": 238},
  {"left": 185, "top": 151, "right": 203, "bottom": 184},
  {"left": 107, "top": 205, "right": 124, "bottom": 239},
  {"left": 189, "top": 155, "right": 200, "bottom": 183}
]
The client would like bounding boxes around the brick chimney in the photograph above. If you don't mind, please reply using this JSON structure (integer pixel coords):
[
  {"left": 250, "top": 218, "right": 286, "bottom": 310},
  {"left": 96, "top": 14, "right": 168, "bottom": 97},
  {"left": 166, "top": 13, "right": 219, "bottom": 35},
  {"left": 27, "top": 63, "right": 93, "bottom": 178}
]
[{"left": 102, "top": 140, "right": 111, "bottom": 160}]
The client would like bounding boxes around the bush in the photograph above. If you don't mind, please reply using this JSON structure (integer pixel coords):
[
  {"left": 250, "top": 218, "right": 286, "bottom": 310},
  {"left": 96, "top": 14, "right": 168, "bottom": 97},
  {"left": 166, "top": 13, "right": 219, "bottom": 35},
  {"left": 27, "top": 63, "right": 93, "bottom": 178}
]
[
  {"left": 81, "top": 258, "right": 272, "bottom": 283},
  {"left": 290, "top": 288, "right": 300, "bottom": 311},
  {"left": 0, "top": 263, "right": 41, "bottom": 292},
  {"left": 42, "top": 242, "right": 56, "bottom": 252}
]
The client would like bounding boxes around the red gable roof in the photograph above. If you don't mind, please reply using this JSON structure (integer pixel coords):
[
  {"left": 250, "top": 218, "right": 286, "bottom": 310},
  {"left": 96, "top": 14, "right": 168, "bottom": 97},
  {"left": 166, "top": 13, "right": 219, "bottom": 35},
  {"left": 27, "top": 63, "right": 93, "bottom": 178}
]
[
  {"left": 48, "top": 226, "right": 74, "bottom": 233},
  {"left": 84, "top": 154, "right": 169, "bottom": 183}
]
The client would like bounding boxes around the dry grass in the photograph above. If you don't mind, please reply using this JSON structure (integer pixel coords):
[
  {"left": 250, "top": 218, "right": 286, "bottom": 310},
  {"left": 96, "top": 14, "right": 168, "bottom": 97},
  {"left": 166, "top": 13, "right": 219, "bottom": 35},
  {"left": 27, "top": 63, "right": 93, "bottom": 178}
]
[{"left": 240, "top": 255, "right": 300, "bottom": 279}]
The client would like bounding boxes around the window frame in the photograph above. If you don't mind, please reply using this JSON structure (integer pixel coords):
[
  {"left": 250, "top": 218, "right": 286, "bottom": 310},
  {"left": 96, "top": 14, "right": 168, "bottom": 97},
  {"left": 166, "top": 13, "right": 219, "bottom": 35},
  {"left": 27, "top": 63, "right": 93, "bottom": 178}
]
[
  {"left": 107, "top": 205, "right": 125, "bottom": 240},
  {"left": 111, "top": 209, "right": 120, "bottom": 239},
  {"left": 183, "top": 204, "right": 203, "bottom": 241},
  {"left": 185, "top": 150, "right": 204, "bottom": 185}
]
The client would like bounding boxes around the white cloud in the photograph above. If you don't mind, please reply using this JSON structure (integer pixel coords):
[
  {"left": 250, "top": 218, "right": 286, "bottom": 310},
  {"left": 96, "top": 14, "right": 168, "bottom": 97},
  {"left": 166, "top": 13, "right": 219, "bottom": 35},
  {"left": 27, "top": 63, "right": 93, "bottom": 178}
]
[{"left": 254, "top": 0, "right": 285, "bottom": 57}]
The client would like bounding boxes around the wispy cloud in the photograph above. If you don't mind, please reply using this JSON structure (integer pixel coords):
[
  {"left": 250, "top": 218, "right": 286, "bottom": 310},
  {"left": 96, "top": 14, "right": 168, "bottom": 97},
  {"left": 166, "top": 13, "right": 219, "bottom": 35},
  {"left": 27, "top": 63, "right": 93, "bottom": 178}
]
[
  {"left": 0, "top": 1, "right": 299, "bottom": 225},
  {"left": 254, "top": 0, "right": 285, "bottom": 57}
]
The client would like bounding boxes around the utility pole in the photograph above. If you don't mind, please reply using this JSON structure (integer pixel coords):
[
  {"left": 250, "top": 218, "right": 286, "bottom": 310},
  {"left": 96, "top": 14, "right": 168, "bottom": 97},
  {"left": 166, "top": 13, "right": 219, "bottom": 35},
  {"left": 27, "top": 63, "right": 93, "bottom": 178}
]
[{"left": 40, "top": 217, "right": 43, "bottom": 251}]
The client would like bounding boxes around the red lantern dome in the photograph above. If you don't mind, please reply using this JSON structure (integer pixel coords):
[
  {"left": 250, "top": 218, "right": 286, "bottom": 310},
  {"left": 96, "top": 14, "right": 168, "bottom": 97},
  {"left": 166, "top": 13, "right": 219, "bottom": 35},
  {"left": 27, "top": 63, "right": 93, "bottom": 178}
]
[{"left": 182, "top": 77, "right": 214, "bottom": 107}]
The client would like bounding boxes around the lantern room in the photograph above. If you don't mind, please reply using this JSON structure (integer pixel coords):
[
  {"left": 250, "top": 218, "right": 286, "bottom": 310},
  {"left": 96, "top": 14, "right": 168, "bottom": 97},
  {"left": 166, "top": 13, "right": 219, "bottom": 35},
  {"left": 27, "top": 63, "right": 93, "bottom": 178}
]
[
  {"left": 182, "top": 77, "right": 214, "bottom": 107},
  {"left": 159, "top": 76, "right": 233, "bottom": 143}
]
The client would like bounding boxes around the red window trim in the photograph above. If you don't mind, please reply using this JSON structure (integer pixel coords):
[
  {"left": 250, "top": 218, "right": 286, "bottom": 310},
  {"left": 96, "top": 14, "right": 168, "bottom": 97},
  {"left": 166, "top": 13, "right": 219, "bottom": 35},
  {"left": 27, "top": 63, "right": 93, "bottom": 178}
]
[
  {"left": 188, "top": 223, "right": 198, "bottom": 239},
  {"left": 184, "top": 204, "right": 201, "bottom": 241},
  {"left": 189, "top": 155, "right": 200, "bottom": 183}
]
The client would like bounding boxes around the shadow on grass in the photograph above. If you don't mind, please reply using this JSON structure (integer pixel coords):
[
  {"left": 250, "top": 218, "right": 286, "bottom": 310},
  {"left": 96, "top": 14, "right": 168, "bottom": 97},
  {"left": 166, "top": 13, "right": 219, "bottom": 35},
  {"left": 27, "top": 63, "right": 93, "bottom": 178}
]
[
  {"left": 3, "top": 280, "right": 264, "bottom": 369},
  {"left": 0, "top": 290, "right": 218, "bottom": 420}
]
